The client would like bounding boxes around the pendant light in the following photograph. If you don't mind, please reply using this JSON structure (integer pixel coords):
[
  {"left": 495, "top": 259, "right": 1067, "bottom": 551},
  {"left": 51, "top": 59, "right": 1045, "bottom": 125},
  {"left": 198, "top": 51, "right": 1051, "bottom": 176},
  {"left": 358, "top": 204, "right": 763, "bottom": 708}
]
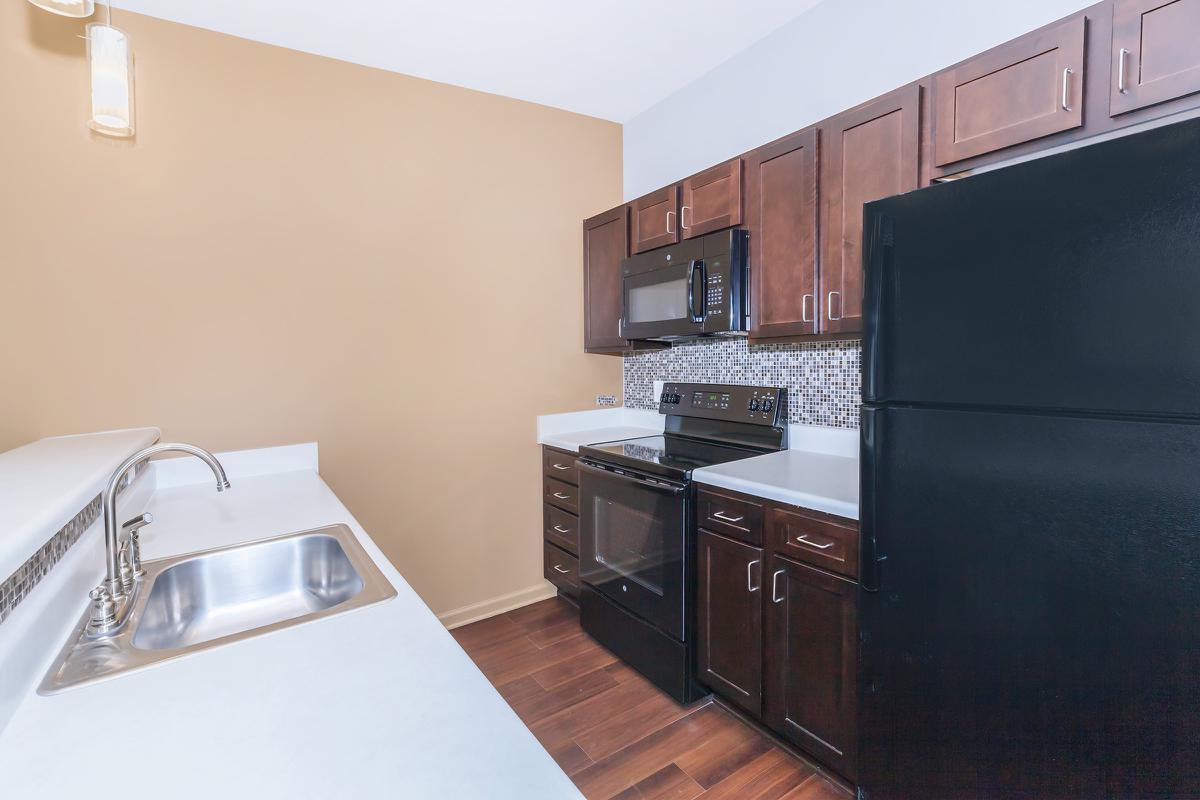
[
  {"left": 26, "top": 0, "right": 95, "bottom": 18},
  {"left": 86, "top": 3, "right": 135, "bottom": 138}
]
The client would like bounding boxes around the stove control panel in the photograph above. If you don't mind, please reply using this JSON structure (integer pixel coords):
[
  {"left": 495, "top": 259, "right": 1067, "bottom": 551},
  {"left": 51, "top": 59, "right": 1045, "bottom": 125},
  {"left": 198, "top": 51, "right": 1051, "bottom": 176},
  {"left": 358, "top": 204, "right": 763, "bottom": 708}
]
[{"left": 658, "top": 382, "right": 786, "bottom": 426}]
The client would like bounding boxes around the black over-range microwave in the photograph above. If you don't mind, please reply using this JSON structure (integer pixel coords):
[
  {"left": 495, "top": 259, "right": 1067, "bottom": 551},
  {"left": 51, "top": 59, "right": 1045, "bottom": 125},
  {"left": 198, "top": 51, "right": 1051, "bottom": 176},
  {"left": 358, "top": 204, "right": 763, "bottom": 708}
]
[{"left": 620, "top": 229, "right": 748, "bottom": 341}]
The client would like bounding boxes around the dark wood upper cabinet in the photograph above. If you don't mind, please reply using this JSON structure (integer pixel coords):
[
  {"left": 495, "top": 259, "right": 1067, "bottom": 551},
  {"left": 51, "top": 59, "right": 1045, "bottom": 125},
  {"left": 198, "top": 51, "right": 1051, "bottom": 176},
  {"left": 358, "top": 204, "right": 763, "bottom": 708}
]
[
  {"left": 583, "top": 206, "right": 630, "bottom": 352},
  {"left": 680, "top": 159, "right": 743, "bottom": 239},
  {"left": 697, "top": 530, "right": 764, "bottom": 716},
  {"left": 745, "top": 129, "right": 820, "bottom": 340},
  {"left": 820, "top": 85, "right": 920, "bottom": 337},
  {"left": 1111, "top": 0, "right": 1200, "bottom": 115},
  {"left": 629, "top": 185, "right": 680, "bottom": 254},
  {"left": 765, "top": 554, "right": 858, "bottom": 782},
  {"left": 933, "top": 16, "right": 1087, "bottom": 167}
]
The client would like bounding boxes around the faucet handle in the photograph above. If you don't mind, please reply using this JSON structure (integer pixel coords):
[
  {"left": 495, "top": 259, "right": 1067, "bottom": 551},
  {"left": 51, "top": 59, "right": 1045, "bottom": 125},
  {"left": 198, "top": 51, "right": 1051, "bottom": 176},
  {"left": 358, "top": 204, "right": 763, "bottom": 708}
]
[
  {"left": 121, "top": 512, "right": 154, "bottom": 534},
  {"left": 87, "top": 585, "right": 118, "bottom": 633},
  {"left": 121, "top": 513, "right": 153, "bottom": 579}
]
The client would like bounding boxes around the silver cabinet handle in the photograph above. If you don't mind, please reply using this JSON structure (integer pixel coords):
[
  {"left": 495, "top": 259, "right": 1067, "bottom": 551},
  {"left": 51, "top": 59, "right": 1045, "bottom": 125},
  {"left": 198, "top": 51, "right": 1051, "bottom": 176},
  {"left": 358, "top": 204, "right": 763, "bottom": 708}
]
[
  {"left": 771, "top": 569, "right": 785, "bottom": 603},
  {"left": 681, "top": 205, "right": 691, "bottom": 230},
  {"left": 797, "top": 534, "right": 835, "bottom": 550},
  {"left": 801, "top": 293, "right": 814, "bottom": 323},
  {"left": 553, "top": 564, "right": 570, "bottom": 574},
  {"left": 666, "top": 210, "right": 676, "bottom": 235},
  {"left": 713, "top": 510, "right": 745, "bottom": 523},
  {"left": 747, "top": 559, "right": 760, "bottom": 592},
  {"left": 552, "top": 492, "right": 571, "bottom": 500},
  {"left": 827, "top": 291, "right": 842, "bottom": 321},
  {"left": 552, "top": 525, "right": 571, "bottom": 534},
  {"left": 1118, "top": 48, "right": 1129, "bottom": 94},
  {"left": 1061, "top": 67, "right": 1073, "bottom": 111},
  {"left": 551, "top": 463, "right": 571, "bottom": 471}
]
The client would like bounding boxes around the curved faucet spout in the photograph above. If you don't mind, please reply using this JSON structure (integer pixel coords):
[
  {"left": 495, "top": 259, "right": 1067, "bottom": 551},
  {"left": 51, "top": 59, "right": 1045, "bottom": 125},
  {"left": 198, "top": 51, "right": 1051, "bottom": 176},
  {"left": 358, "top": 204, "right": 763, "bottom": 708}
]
[{"left": 91, "top": 443, "right": 230, "bottom": 633}]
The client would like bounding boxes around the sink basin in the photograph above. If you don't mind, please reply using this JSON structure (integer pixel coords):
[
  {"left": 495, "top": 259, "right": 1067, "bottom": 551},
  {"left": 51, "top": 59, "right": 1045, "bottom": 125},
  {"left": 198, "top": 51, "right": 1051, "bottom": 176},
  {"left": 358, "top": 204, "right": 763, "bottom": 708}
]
[{"left": 40, "top": 524, "right": 396, "bottom": 693}]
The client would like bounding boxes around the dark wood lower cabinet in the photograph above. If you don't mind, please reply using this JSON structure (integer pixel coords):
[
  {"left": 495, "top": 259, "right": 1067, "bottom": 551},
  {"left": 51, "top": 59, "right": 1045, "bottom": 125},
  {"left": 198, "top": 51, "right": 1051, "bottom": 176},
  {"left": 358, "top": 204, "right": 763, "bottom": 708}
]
[
  {"left": 696, "top": 529, "right": 764, "bottom": 715},
  {"left": 765, "top": 554, "right": 858, "bottom": 782}
]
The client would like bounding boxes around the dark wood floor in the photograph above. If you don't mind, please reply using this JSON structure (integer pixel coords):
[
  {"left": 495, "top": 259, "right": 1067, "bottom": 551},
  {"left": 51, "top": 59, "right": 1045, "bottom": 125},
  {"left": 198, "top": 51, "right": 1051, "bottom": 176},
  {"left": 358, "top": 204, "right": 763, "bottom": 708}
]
[{"left": 452, "top": 597, "right": 852, "bottom": 800}]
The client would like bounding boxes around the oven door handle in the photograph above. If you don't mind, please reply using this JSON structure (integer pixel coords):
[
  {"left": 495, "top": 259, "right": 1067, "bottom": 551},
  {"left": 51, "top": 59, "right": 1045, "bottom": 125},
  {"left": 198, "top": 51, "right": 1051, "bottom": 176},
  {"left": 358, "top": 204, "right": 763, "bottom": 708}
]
[{"left": 577, "top": 461, "right": 686, "bottom": 495}]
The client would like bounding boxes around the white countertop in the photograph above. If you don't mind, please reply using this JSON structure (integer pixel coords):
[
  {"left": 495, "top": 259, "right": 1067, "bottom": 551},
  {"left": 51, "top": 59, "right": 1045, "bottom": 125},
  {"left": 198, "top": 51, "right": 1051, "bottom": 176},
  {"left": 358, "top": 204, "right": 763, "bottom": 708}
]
[
  {"left": 693, "top": 448, "right": 860, "bottom": 520},
  {"left": 536, "top": 406, "right": 664, "bottom": 452},
  {"left": 0, "top": 446, "right": 581, "bottom": 799},
  {"left": 0, "top": 427, "right": 160, "bottom": 581}
]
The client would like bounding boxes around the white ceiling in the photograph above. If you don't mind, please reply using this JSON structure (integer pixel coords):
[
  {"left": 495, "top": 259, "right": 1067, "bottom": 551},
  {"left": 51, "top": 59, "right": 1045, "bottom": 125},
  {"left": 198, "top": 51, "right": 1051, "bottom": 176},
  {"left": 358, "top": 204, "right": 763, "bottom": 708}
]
[{"left": 109, "top": 0, "right": 825, "bottom": 122}]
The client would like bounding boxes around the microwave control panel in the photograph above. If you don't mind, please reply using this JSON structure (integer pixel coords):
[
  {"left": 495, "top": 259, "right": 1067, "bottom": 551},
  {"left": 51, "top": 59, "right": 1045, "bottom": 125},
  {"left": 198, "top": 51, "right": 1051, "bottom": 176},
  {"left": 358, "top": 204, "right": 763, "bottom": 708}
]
[{"left": 657, "top": 382, "right": 787, "bottom": 426}]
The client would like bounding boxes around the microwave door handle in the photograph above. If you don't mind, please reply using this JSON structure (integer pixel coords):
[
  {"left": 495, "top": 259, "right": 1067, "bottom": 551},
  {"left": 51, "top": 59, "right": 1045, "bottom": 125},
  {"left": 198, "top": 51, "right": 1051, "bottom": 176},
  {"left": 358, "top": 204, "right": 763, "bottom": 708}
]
[{"left": 688, "top": 259, "right": 706, "bottom": 323}]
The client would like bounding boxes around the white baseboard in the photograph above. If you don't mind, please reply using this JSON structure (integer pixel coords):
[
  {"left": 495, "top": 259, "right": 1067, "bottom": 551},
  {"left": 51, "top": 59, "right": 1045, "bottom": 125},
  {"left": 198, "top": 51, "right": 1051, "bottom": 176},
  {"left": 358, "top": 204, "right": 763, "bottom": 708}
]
[{"left": 438, "top": 582, "right": 559, "bottom": 630}]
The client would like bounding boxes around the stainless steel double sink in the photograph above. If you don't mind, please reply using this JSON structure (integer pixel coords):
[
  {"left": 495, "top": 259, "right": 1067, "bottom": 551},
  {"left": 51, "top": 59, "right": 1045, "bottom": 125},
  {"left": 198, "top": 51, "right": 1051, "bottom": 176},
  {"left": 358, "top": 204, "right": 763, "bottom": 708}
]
[{"left": 41, "top": 524, "right": 396, "bottom": 693}]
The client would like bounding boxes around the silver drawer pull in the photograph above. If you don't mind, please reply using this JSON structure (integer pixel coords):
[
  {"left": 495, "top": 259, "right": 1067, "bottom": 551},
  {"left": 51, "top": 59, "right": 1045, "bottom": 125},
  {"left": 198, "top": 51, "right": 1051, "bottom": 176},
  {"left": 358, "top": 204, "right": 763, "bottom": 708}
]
[
  {"left": 772, "top": 569, "right": 785, "bottom": 603},
  {"left": 551, "top": 463, "right": 571, "bottom": 471},
  {"left": 552, "top": 525, "right": 571, "bottom": 534},
  {"left": 747, "top": 559, "right": 760, "bottom": 592},
  {"left": 801, "top": 293, "right": 814, "bottom": 323},
  {"left": 712, "top": 510, "right": 745, "bottom": 523},
  {"left": 827, "top": 291, "right": 842, "bottom": 321},
  {"left": 552, "top": 492, "right": 571, "bottom": 500},
  {"left": 1118, "top": 48, "right": 1130, "bottom": 94},
  {"left": 1061, "top": 67, "right": 1073, "bottom": 111},
  {"left": 797, "top": 534, "right": 835, "bottom": 550},
  {"left": 553, "top": 564, "right": 570, "bottom": 575}
]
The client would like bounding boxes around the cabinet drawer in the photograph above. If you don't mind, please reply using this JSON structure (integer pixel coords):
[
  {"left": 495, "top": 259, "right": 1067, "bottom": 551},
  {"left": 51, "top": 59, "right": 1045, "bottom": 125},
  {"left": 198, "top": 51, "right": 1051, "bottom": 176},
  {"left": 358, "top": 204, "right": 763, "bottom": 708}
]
[
  {"left": 768, "top": 506, "right": 859, "bottom": 580},
  {"left": 544, "top": 541, "right": 579, "bottom": 596},
  {"left": 542, "top": 448, "right": 579, "bottom": 486},
  {"left": 698, "top": 487, "right": 764, "bottom": 545},
  {"left": 543, "top": 504, "right": 579, "bottom": 555},
  {"left": 543, "top": 476, "right": 579, "bottom": 514},
  {"left": 932, "top": 15, "right": 1086, "bottom": 166}
]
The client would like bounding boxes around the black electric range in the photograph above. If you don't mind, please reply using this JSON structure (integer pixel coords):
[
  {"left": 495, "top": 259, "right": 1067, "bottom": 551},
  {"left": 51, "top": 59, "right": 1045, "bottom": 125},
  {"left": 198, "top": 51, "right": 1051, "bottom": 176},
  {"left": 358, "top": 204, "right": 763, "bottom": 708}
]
[{"left": 575, "top": 382, "right": 788, "bottom": 702}]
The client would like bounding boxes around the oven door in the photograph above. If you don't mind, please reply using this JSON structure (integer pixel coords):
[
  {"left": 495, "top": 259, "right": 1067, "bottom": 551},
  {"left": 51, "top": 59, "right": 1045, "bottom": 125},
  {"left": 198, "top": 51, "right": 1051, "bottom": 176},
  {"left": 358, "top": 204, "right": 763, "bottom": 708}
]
[
  {"left": 578, "top": 460, "right": 689, "bottom": 640},
  {"left": 621, "top": 260, "right": 707, "bottom": 341}
]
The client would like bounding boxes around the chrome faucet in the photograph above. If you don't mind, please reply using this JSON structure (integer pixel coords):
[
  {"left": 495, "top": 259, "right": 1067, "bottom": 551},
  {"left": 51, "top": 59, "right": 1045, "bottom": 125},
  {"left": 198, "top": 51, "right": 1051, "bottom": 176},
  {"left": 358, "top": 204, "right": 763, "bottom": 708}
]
[{"left": 87, "top": 443, "right": 231, "bottom": 635}]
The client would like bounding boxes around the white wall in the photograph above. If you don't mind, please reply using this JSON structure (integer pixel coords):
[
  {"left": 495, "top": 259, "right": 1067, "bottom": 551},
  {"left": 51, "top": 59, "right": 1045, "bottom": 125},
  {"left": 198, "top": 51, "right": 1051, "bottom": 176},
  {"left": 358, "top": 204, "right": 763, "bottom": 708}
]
[{"left": 624, "top": 0, "right": 1092, "bottom": 198}]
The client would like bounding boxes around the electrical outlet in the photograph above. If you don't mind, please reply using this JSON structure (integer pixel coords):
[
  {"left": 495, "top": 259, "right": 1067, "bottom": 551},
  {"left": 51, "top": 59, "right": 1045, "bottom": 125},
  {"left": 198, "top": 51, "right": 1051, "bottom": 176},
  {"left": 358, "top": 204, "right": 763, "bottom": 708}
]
[{"left": 595, "top": 394, "right": 617, "bottom": 407}]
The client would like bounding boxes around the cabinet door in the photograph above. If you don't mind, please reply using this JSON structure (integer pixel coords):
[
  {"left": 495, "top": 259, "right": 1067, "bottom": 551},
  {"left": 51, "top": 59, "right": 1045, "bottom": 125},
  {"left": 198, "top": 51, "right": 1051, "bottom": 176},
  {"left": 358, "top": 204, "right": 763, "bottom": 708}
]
[
  {"left": 680, "top": 159, "right": 743, "bottom": 239},
  {"left": 932, "top": 16, "right": 1086, "bottom": 166},
  {"left": 697, "top": 530, "right": 764, "bottom": 715},
  {"left": 583, "top": 206, "right": 629, "bottom": 352},
  {"left": 820, "top": 86, "right": 920, "bottom": 337},
  {"left": 629, "top": 185, "right": 679, "bottom": 254},
  {"left": 765, "top": 554, "right": 857, "bottom": 781},
  {"left": 1111, "top": 0, "right": 1200, "bottom": 115},
  {"left": 746, "top": 129, "right": 819, "bottom": 340}
]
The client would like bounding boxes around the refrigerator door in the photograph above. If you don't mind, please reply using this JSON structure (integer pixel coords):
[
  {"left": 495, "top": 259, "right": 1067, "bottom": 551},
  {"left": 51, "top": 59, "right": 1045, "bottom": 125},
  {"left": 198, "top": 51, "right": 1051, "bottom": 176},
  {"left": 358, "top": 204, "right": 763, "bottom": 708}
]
[
  {"left": 859, "top": 405, "right": 1200, "bottom": 799},
  {"left": 862, "top": 115, "right": 1200, "bottom": 415}
]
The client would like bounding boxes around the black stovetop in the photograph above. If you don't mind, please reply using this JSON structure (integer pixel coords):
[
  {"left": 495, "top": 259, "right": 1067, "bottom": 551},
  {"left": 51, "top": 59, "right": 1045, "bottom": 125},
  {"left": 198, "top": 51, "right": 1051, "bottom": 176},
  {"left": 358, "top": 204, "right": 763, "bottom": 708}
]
[{"left": 579, "top": 434, "right": 767, "bottom": 480}]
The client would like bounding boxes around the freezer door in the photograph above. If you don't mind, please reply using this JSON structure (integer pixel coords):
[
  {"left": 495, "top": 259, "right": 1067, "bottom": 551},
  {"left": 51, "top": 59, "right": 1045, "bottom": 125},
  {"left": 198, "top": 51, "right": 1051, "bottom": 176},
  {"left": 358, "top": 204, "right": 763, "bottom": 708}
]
[
  {"left": 862, "top": 115, "right": 1200, "bottom": 415},
  {"left": 858, "top": 405, "right": 1200, "bottom": 799}
]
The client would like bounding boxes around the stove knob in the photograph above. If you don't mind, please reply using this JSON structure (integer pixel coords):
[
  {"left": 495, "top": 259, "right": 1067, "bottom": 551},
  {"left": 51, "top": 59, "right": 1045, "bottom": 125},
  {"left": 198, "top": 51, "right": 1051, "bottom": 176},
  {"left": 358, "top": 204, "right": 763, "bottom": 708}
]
[
  {"left": 761, "top": 399, "right": 774, "bottom": 413},
  {"left": 748, "top": 399, "right": 760, "bottom": 412},
  {"left": 660, "top": 391, "right": 669, "bottom": 404},
  {"left": 671, "top": 394, "right": 681, "bottom": 404}
]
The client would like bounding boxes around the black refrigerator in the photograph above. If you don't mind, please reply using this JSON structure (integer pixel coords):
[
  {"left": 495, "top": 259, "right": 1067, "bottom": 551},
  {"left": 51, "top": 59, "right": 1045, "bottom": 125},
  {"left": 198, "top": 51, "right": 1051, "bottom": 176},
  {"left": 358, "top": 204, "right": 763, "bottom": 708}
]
[{"left": 859, "top": 117, "right": 1200, "bottom": 799}]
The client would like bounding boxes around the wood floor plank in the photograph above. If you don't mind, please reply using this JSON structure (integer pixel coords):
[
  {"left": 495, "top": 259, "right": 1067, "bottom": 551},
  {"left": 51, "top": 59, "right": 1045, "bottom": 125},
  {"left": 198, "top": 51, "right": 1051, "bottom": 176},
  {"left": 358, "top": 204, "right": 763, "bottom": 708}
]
[
  {"left": 610, "top": 763, "right": 704, "bottom": 800},
  {"left": 695, "top": 749, "right": 815, "bottom": 800},
  {"left": 778, "top": 775, "right": 854, "bottom": 800},
  {"left": 531, "top": 643, "right": 619, "bottom": 690},
  {"left": 548, "top": 741, "right": 595, "bottom": 776},
  {"left": 506, "top": 597, "right": 577, "bottom": 630},
  {"left": 506, "top": 667, "right": 620, "bottom": 726},
  {"left": 529, "top": 617, "right": 592, "bottom": 648},
  {"left": 674, "top": 721, "right": 774, "bottom": 789},
  {"left": 572, "top": 705, "right": 729, "bottom": 799},
  {"left": 481, "top": 633, "right": 600, "bottom": 685},
  {"left": 449, "top": 613, "right": 527, "bottom": 651},
  {"left": 530, "top": 677, "right": 661, "bottom": 750},
  {"left": 574, "top": 692, "right": 706, "bottom": 762}
]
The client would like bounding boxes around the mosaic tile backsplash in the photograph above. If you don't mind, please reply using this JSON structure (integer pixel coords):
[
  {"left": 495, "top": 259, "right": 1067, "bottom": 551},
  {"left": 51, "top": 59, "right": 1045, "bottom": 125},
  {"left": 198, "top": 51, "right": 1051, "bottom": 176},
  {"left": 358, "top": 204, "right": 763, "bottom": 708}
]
[
  {"left": 0, "top": 459, "right": 147, "bottom": 626},
  {"left": 623, "top": 337, "right": 863, "bottom": 428}
]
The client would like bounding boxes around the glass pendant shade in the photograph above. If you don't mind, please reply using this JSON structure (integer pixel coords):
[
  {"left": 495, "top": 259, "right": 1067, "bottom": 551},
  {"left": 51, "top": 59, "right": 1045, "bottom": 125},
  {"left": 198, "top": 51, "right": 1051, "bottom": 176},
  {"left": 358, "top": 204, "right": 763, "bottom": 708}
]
[
  {"left": 87, "top": 23, "right": 135, "bottom": 138},
  {"left": 26, "top": 0, "right": 95, "bottom": 17}
]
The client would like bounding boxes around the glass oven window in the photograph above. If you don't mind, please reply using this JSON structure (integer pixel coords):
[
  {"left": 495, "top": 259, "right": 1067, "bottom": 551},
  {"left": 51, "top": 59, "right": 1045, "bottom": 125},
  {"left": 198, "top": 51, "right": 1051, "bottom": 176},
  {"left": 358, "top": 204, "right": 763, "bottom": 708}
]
[
  {"left": 628, "top": 278, "right": 687, "bottom": 323},
  {"left": 591, "top": 497, "right": 665, "bottom": 596}
]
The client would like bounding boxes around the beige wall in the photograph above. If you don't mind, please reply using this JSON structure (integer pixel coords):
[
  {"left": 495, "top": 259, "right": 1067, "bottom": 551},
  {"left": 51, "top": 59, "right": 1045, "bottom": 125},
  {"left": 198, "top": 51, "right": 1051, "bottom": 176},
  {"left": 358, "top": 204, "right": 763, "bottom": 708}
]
[{"left": 0, "top": 4, "right": 623, "bottom": 616}]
